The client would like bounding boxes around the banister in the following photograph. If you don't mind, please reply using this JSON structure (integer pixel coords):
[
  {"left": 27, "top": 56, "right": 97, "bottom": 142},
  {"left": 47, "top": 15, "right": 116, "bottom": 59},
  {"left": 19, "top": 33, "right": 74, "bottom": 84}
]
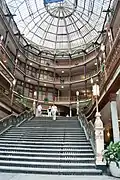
[
  {"left": 0, "top": 110, "right": 33, "bottom": 135},
  {"left": 78, "top": 111, "right": 96, "bottom": 154}
]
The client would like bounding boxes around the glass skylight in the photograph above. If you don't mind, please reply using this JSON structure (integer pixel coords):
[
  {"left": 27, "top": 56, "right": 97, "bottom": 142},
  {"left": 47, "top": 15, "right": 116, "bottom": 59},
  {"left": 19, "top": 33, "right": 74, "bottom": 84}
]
[{"left": 5, "top": 0, "right": 112, "bottom": 53}]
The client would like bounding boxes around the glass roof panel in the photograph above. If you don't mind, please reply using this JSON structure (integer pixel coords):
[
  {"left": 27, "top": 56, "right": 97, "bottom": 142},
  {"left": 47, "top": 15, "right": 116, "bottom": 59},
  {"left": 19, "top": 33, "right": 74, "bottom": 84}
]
[{"left": 5, "top": 0, "right": 112, "bottom": 53}]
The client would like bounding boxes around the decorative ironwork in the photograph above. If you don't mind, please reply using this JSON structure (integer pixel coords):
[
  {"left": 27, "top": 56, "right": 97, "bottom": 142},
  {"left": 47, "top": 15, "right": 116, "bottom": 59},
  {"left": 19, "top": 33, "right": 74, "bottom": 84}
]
[{"left": 5, "top": 0, "right": 112, "bottom": 53}]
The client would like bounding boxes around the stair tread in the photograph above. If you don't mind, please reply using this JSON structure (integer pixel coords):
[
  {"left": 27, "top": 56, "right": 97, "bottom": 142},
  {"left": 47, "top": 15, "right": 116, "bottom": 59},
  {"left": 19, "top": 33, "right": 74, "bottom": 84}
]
[
  {"left": 0, "top": 155, "right": 95, "bottom": 161},
  {"left": 0, "top": 117, "right": 100, "bottom": 175},
  {"left": 0, "top": 146, "right": 92, "bottom": 152},
  {"left": 0, "top": 159, "right": 95, "bottom": 165},
  {"left": 0, "top": 165, "right": 102, "bottom": 173},
  {"left": 0, "top": 140, "right": 90, "bottom": 144},
  {"left": 0, "top": 143, "right": 91, "bottom": 148},
  {"left": 0, "top": 150, "right": 94, "bottom": 156}
]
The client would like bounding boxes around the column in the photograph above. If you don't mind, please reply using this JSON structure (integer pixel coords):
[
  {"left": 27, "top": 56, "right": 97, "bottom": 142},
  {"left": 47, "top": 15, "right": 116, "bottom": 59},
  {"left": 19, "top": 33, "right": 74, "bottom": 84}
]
[
  {"left": 94, "top": 112, "right": 104, "bottom": 165},
  {"left": 69, "top": 104, "right": 72, "bottom": 117},
  {"left": 109, "top": 93, "right": 120, "bottom": 142},
  {"left": 53, "top": 54, "right": 56, "bottom": 103},
  {"left": 57, "top": 89, "right": 60, "bottom": 102}
]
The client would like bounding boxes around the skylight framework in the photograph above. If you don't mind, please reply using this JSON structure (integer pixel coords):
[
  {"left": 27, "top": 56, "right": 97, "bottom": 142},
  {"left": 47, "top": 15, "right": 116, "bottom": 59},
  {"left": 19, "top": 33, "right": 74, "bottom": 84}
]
[{"left": 5, "top": 0, "right": 112, "bottom": 53}]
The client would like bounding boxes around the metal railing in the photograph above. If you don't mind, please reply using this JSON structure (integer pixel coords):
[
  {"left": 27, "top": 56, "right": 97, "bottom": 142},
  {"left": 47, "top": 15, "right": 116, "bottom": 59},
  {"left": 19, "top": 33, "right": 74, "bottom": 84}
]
[
  {"left": 0, "top": 110, "right": 33, "bottom": 134},
  {"left": 78, "top": 111, "right": 96, "bottom": 153},
  {"left": 0, "top": 91, "right": 24, "bottom": 113}
]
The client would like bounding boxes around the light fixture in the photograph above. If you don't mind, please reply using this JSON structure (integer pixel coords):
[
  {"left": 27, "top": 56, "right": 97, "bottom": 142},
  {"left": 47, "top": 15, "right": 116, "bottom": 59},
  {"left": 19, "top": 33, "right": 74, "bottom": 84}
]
[
  {"left": 94, "top": 62, "right": 97, "bottom": 66},
  {"left": 13, "top": 79, "right": 16, "bottom": 86},
  {"left": 62, "top": 70, "right": 64, "bottom": 73},
  {"left": 92, "top": 84, "right": 100, "bottom": 96},
  {"left": 107, "top": 130, "right": 110, "bottom": 137},
  {"left": 76, "top": 91, "right": 79, "bottom": 96},
  {"left": 44, "top": 83, "right": 46, "bottom": 86},
  {"left": 61, "top": 85, "right": 64, "bottom": 89},
  {"left": 3, "top": 59, "right": 7, "bottom": 63},
  {"left": 15, "top": 59, "right": 18, "bottom": 64},
  {"left": 17, "top": 54, "right": 20, "bottom": 57},
  {"left": 28, "top": 79, "right": 31, "bottom": 82},
  {"left": 76, "top": 91, "right": 79, "bottom": 116},
  {"left": 30, "top": 62, "right": 32, "bottom": 66},
  {"left": 34, "top": 91, "right": 37, "bottom": 96},
  {"left": 100, "top": 43, "right": 105, "bottom": 52},
  {"left": 92, "top": 84, "right": 100, "bottom": 113},
  {"left": 96, "top": 79, "right": 99, "bottom": 82},
  {"left": 45, "top": 68, "right": 48, "bottom": 70},
  {"left": 91, "top": 78, "right": 93, "bottom": 84},
  {"left": 108, "top": 31, "right": 111, "bottom": 37},
  {"left": 0, "top": 35, "right": 3, "bottom": 41}
]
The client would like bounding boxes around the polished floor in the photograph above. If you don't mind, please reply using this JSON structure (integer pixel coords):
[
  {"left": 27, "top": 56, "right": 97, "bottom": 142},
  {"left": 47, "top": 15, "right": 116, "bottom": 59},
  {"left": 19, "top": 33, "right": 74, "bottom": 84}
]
[{"left": 0, "top": 173, "right": 119, "bottom": 180}]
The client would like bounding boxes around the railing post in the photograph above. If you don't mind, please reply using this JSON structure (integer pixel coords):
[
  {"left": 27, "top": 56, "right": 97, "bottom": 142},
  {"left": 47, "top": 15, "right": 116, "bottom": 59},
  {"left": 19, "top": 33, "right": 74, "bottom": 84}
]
[{"left": 94, "top": 112, "right": 104, "bottom": 166}]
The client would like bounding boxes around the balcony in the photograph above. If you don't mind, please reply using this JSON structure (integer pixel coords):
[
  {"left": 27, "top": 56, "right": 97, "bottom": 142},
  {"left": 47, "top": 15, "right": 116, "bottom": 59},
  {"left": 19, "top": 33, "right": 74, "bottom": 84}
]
[{"left": 0, "top": 44, "right": 14, "bottom": 85}]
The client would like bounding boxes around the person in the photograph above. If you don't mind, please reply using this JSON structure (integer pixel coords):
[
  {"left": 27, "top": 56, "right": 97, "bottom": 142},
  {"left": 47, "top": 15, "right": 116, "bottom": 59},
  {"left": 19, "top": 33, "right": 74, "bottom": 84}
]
[
  {"left": 47, "top": 106, "right": 51, "bottom": 117},
  {"left": 37, "top": 104, "right": 42, "bottom": 116},
  {"left": 51, "top": 104, "right": 58, "bottom": 120}
]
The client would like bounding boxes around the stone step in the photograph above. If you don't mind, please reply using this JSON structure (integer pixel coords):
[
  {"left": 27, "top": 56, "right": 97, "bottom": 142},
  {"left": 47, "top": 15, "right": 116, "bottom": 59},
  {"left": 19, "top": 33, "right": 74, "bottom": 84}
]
[
  {"left": 0, "top": 156, "right": 95, "bottom": 163},
  {"left": 0, "top": 138, "right": 88, "bottom": 142},
  {"left": 0, "top": 143, "right": 92, "bottom": 149},
  {"left": 2, "top": 135, "right": 86, "bottom": 138},
  {"left": 6, "top": 131, "right": 84, "bottom": 134},
  {"left": 0, "top": 159, "right": 96, "bottom": 168},
  {"left": 0, "top": 139, "right": 91, "bottom": 145},
  {"left": 10, "top": 126, "right": 82, "bottom": 129},
  {"left": 0, "top": 150, "right": 94, "bottom": 157},
  {"left": 0, "top": 165, "right": 102, "bottom": 175},
  {"left": 0, "top": 146, "right": 93, "bottom": 153},
  {"left": 0, "top": 116, "right": 101, "bottom": 176}
]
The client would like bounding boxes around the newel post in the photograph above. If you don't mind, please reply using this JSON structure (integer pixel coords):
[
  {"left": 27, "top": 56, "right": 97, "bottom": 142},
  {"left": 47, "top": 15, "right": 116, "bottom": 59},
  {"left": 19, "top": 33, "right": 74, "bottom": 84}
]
[{"left": 94, "top": 112, "right": 104, "bottom": 166}]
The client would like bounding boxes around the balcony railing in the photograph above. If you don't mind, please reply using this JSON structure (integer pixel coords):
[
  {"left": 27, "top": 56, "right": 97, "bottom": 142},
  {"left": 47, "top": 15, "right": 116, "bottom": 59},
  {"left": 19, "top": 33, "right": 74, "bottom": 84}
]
[
  {"left": 14, "top": 91, "right": 92, "bottom": 105},
  {"left": 0, "top": 45, "right": 14, "bottom": 84},
  {"left": 100, "top": 27, "right": 120, "bottom": 92},
  {"left": 16, "top": 65, "right": 99, "bottom": 84},
  {"left": 0, "top": 110, "right": 33, "bottom": 134},
  {"left": 0, "top": 91, "right": 25, "bottom": 113}
]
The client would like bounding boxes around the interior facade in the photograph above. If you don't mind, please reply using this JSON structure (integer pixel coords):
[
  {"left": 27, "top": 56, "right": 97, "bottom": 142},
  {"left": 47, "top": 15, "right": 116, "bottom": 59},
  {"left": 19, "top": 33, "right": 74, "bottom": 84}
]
[{"left": 0, "top": 0, "right": 120, "bottom": 144}]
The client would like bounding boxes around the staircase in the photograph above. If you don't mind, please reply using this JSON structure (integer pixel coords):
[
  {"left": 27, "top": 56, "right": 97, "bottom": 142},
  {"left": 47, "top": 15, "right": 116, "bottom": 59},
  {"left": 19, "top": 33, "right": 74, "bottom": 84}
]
[{"left": 0, "top": 116, "right": 102, "bottom": 175}]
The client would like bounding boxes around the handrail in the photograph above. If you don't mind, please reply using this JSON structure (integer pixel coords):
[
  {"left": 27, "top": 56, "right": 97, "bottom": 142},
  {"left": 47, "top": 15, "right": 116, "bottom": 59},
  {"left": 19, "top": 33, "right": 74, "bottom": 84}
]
[
  {"left": 78, "top": 111, "right": 96, "bottom": 154},
  {"left": 0, "top": 110, "right": 33, "bottom": 135},
  {"left": 0, "top": 114, "right": 15, "bottom": 122},
  {"left": 0, "top": 91, "right": 24, "bottom": 112}
]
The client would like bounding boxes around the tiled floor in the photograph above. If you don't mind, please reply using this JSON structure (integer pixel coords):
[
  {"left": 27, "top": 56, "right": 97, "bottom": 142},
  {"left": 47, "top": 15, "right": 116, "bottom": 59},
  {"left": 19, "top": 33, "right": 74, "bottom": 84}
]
[{"left": 0, "top": 173, "right": 119, "bottom": 180}]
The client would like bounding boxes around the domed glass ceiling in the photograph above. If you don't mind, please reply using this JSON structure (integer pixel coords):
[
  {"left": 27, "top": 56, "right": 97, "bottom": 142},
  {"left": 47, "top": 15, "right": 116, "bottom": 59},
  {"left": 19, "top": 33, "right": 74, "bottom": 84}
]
[{"left": 6, "top": 0, "right": 112, "bottom": 53}]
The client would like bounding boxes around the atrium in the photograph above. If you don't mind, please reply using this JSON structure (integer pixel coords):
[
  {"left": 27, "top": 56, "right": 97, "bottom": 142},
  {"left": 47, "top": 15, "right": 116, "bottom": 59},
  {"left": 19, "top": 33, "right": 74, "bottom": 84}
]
[{"left": 0, "top": 0, "right": 120, "bottom": 176}]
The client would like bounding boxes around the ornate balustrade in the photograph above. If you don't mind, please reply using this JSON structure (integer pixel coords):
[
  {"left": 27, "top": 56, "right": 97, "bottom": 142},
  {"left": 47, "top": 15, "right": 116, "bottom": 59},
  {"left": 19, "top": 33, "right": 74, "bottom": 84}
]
[
  {"left": 100, "top": 27, "right": 120, "bottom": 92},
  {"left": 0, "top": 91, "right": 24, "bottom": 113},
  {"left": 106, "top": 31, "right": 120, "bottom": 77},
  {"left": 0, "top": 45, "right": 14, "bottom": 84},
  {"left": 79, "top": 112, "right": 96, "bottom": 153},
  {"left": 0, "top": 110, "right": 33, "bottom": 134},
  {"left": 16, "top": 64, "right": 99, "bottom": 84}
]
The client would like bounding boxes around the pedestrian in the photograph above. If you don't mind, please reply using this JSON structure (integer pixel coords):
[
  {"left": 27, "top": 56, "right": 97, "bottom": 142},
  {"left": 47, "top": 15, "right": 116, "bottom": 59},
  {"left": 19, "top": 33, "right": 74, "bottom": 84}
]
[
  {"left": 47, "top": 106, "right": 51, "bottom": 117},
  {"left": 51, "top": 104, "right": 58, "bottom": 120},
  {"left": 37, "top": 104, "right": 42, "bottom": 116}
]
